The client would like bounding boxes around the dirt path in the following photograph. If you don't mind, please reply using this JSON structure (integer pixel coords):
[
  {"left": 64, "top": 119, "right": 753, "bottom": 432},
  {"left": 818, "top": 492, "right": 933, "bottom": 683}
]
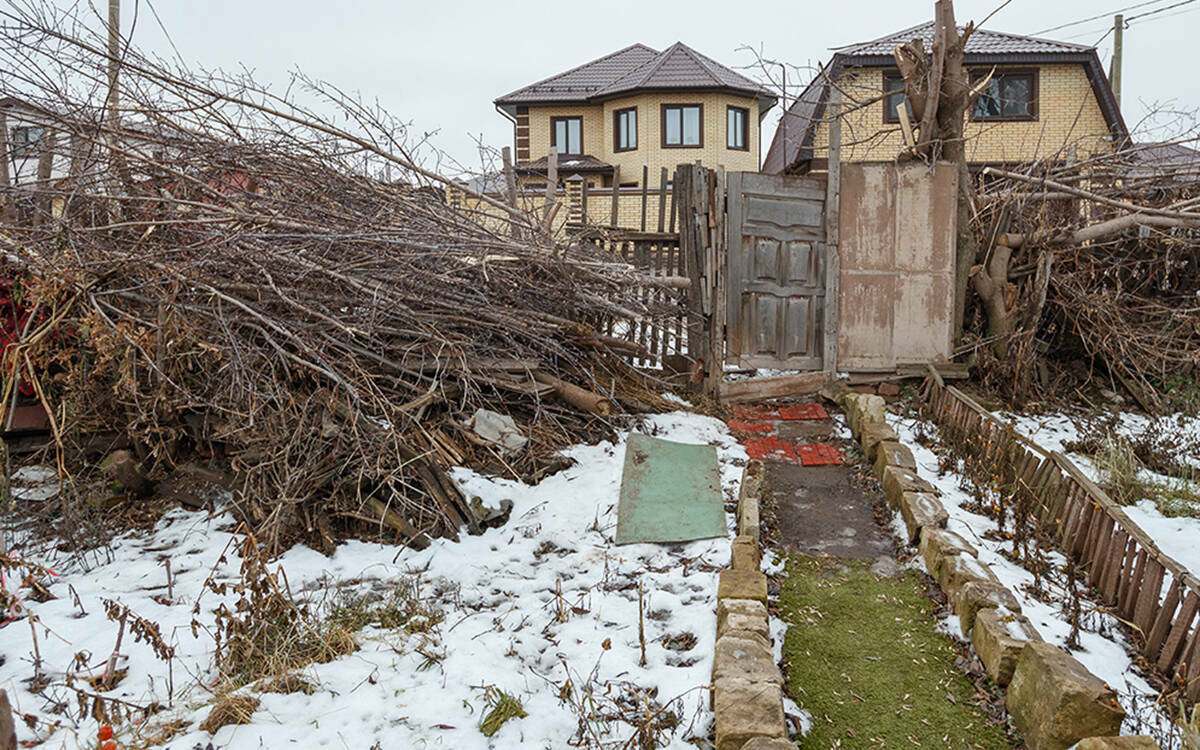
[{"left": 726, "top": 401, "right": 1014, "bottom": 748}]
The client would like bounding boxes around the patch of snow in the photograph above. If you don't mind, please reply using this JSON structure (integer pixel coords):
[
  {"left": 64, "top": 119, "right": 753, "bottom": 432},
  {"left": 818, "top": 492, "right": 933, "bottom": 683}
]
[
  {"left": 0, "top": 411, "right": 747, "bottom": 749},
  {"left": 660, "top": 392, "right": 690, "bottom": 407}
]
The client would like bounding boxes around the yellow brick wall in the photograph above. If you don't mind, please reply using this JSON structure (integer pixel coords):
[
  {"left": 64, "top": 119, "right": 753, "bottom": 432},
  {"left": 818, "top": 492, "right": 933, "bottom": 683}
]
[
  {"left": 520, "top": 92, "right": 765, "bottom": 186},
  {"left": 809, "top": 63, "right": 1114, "bottom": 165}
]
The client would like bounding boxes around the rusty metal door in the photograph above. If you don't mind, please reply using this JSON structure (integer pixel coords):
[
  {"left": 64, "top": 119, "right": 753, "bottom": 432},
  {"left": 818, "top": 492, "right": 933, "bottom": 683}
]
[{"left": 725, "top": 172, "right": 827, "bottom": 370}]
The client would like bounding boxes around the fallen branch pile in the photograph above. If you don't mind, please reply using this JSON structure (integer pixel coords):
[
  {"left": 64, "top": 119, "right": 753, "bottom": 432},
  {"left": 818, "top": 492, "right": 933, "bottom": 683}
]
[
  {"left": 968, "top": 137, "right": 1200, "bottom": 409},
  {"left": 0, "top": 4, "right": 683, "bottom": 551}
]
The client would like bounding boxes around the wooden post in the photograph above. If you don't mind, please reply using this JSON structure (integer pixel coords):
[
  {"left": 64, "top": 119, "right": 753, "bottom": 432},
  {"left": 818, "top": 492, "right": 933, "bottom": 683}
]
[
  {"left": 640, "top": 164, "right": 649, "bottom": 231},
  {"left": 610, "top": 165, "right": 620, "bottom": 227},
  {"left": 668, "top": 167, "right": 677, "bottom": 234},
  {"left": 0, "top": 112, "right": 12, "bottom": 224},
  {"left": 657, "top": 166, "right": 668, "bottom": 233},
  {"left": 706, "top": 165, "right": 727, "bottom": 397},
  {"left": 502, "top": 146, "right": 521, "bottom": 238},
  {"left": 823, "top": 86, "right": 842, "bottom": 378},
  {"left": 33, "top": 131, "right": 55, "bottom": 227},
  {"left": 543, "top": 146, "right": 557, "bottom": 224},
  {"left": 1110, "top": 14, "right": 1124, "bottom": 109}
]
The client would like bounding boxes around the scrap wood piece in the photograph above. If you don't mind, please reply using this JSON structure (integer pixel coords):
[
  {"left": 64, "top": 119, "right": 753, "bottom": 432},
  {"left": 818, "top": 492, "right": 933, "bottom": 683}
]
[
  {"left": 532, "top": 371, "right": 612, "bottom": 416},
  {"left": 718, "top": 372, "right": 826, "bottom": 404}
]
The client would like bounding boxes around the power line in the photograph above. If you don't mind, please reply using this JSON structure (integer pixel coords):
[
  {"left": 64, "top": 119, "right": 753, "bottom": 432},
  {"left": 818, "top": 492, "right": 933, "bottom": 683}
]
[
  {"left": 1031, "top": 0, "right": 1168, "bottom": 35},
  {"left": 1125, "top": 0, "right": 1197, "bottom": 21}
]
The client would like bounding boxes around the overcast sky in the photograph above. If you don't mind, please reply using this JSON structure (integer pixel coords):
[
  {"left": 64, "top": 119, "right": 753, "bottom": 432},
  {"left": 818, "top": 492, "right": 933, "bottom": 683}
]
[{"left": 70, "top": 0, "right": 1200, "bottom": 173}]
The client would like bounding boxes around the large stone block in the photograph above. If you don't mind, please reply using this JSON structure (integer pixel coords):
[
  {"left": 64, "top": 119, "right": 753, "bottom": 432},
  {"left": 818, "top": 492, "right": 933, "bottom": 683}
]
[
  {"left": 954, "top": 580, "right": 1022, "bottom": 636},
  {"left": 716, "top": 599, "right": 769, "bottom": 642},
  {"left": 873, "top": 440, "right": 916, "bottom": 477},
  {"left": 936, "top": 551, "right": 1001, "bottom": 597},
  {"left": 718, "top": 569, "right": 767, "bottom": 604},
  {"left": 712, "top": 677, "right": 787, "bottom": 750},
  {"left": 918, "top": 527, "right": 978, "bottom": 572},
  {"left": 1075, "top": 737, "right": 1161, "bottom": 749},
  {"left": 737, "top": 465, "right": 762, "bottom": 541},
  {"left": 972, "top": 607, "right": 1040, "bottom": 686},
  {"left": 861, "top": 422, "right": 899, "bottom": 462},
  {"left": 712, "top": 633, "right": 782, "bottom": 685},
  {"left": 842, "top": 393, "right": 864, "bottom": 437},
  {"left": 731, "top": 535, "right": 761, "bottom": 571},
  {"left": 898, "top": 491, "right": 949, "bottom": 544},
  {"left": 881, "top": 465, "right": 938, "bottom": 508},
  {"left": 1007, "top": 640, "right": 1126, "bottom": 750},
  {"left": 856, "top": 394, "right": 887, "bottom": 436}
]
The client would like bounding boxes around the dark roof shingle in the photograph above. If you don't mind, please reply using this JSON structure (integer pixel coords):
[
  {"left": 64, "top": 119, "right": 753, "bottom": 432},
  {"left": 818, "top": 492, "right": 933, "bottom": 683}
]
[
  {"left": 496, "top": 42, "right": 773, "bottom": 108},
  {"left": 833, "top": 21, "right": 1091, "bottom": 57}
]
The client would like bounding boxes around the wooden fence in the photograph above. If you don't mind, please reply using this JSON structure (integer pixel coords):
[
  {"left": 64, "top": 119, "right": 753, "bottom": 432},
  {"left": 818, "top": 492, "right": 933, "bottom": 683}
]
[
  {"left": 926, "top": 376, "right": 1200, "bottom": 702},
  {"left": 574, "top": 227, "right": 688, "bottom": 370}
]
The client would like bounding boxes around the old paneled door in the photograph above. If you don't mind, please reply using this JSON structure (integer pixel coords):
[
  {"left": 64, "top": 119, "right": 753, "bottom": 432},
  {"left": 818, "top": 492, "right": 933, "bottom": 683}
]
[{"left": 725, "top": 172, "right": 828, "bottom": 370}]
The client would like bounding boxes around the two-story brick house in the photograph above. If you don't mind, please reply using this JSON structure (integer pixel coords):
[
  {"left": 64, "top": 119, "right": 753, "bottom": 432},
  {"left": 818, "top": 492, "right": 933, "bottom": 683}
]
[
  {"left": 495, "top": 43, "right": 776, "bottom": 189},
  {"left": 763, "top": 23, "right": 1129, "bottom": 174}
]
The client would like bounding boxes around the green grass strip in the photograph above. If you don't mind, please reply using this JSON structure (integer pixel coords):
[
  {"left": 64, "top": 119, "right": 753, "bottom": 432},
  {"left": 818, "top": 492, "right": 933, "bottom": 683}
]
[{"left": 780, "top": 555, "right": 1013, "bottom": 748}]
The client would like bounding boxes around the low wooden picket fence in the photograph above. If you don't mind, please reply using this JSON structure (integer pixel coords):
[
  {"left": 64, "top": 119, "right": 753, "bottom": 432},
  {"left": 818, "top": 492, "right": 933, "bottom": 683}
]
[{"left": 926, "top": 377, "right": 1200, "bottom": 703}]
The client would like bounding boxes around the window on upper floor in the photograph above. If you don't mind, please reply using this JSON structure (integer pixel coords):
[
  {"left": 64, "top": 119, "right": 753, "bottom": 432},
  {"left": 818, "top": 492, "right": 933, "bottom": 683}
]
[
  {"left": 662, "top": 104, "right": 702, "bottom": 148},
  {"left": 972, "top": 69, "right": 1038, "bottom": 121},
  {"left": 727, "top": 106, "right": 749, "bottom": 150},
  {"left": 883, "top": 72, "right": 913, "bottom": 124},
  {"left": 10, "top": 126, "right": 43, "bottom": 159},
  {"left": 614, "top": 107, "right": 637, "bottom": 152},
  {"left": 551, "top": 116, "right": 583, "bottom": 155}
]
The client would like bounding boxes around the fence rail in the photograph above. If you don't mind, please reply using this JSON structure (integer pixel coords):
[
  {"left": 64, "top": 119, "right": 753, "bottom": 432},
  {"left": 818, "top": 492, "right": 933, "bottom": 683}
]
[{"left": 926, "top": 378, "right": 1200, "bottom": 702}]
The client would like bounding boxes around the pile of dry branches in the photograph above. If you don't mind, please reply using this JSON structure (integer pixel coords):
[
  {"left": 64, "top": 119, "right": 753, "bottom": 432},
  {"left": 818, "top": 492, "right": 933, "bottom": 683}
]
[
  {"left": 0, "top": 3, "right": 681, "bottom": 551},
  {"left": 968, "top": 139, "right": 1200, "bottom": 410}
]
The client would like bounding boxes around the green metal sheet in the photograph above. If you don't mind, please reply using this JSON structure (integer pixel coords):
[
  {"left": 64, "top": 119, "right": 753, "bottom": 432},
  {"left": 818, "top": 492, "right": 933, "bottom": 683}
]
[{"left": 615, "top": 433, "right": 727, "bottom": 545}]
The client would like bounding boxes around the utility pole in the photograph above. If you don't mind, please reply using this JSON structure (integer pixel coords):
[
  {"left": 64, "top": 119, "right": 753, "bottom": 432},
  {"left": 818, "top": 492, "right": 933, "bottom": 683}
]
[
  {"left": 1109, "top": 14, "right": 1124, "bottom": 110},
  {"left": 106, "top": 0, "right": 119, "bottom": 132}
]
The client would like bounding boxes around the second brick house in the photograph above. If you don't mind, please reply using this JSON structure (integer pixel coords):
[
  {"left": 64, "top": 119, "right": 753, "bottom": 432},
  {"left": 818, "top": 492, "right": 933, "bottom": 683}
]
[{"left": 494, "top": 42, "right": 776, "bottom": 190}]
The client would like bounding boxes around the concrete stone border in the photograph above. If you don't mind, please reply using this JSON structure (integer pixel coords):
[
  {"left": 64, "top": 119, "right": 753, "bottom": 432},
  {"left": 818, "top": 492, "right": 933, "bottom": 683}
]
[
  {"left": 710, "top": 460, "right": 797, "bottom": 750},
  {"left": 830, "top": 384, "right": 1161, "bottom": 750}
]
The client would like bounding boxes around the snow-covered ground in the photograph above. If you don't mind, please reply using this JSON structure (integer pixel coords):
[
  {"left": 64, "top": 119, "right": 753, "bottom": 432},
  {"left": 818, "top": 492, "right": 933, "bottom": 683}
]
[
  {"left": 0, "top": 411, "right": 749, "bottom": 749},
  {"left": 891, "top": 409, "right": 1197, "bottom": 743},
  {"left": 1004, "top": 411, "right": 1200, "bottom": 577}
]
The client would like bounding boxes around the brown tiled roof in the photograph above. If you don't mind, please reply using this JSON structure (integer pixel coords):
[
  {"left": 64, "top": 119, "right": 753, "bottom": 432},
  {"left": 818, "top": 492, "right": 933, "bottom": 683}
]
[
  {"left": 495, "top": 45, "right": 658, "bottom": 106},
  {"left": 833, "top": 21, "right": 1091, "bottom": 57},
  {"left": 763, "top": 23, "right": 1128, "bottom": 175},
  {"left": 515, "top": 154, "right": 614, "bottom": 174},
  {"left": 496, "top": 43, "right": 774, "bottom": 108},
  {"left": 595, "top": 42, "right": 770, "bottom": 98}
]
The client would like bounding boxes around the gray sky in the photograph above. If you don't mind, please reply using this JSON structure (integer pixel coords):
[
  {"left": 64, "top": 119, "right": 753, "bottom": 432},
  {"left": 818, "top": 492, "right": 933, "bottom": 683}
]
[{"left": 93, "top": 0, "right": 1200, "bottom": 172}]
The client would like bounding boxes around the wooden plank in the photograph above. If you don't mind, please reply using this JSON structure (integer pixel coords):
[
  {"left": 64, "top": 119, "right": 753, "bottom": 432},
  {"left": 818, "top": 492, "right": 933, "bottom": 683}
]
[
  {"left": 1146, "top": 578, "right": 1183, "bottom": 659},
  {"left": 669, "top": 169, "right": 678, "bottom": 235},
  {"left": 1135, "top": 558, "right": 1165, "bottom": 636},
  {"left": 610, "top": 165, "right": 620, "bottom": 227},
  {"left": 640, "top": 165, "right": 649, "bottom": 232},
  {"left": 544, "top": 146, "right": 558, "bottom": 221},
  {"left": 706, "top": 165, "right": 727, "bottom": 396},
  {"left": 1100, "top": 530, "right": 1129, "bottom": 603},
  {"left": 1089, "top": 515, "right": 1115, "bottom": 587},
  {"left": 718, "top": 372, "right": 827, "bottom": 404},
  {"left": 1121, "top": 547, "right": 1147, "bottom": 619},
  {"left": 1184, "top": 629, "right": 1200, "bottom": 701},
  {"left": 823, "top": 86, "right": 841, "bottom": 378},
  {"left": 657, "top": 166, "right": 668, "bottom": 233},
  {"left": 1157, "top": 591, "right": 1200, "bottom": 673}
]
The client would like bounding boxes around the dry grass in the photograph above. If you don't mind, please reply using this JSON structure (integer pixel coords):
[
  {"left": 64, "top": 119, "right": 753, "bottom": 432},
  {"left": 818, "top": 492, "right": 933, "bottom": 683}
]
[
  {"left": 1095, "top": 434, "right": 1200, "bottom": 517},
  {"left": 198, "top": 695, "right": 260, "bottom": 734}
]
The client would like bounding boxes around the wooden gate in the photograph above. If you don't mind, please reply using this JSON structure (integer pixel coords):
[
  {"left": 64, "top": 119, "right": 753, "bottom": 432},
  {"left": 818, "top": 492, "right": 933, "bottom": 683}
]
[{"left": 725, "top": 172, "right": 831, "bottom": 371}]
